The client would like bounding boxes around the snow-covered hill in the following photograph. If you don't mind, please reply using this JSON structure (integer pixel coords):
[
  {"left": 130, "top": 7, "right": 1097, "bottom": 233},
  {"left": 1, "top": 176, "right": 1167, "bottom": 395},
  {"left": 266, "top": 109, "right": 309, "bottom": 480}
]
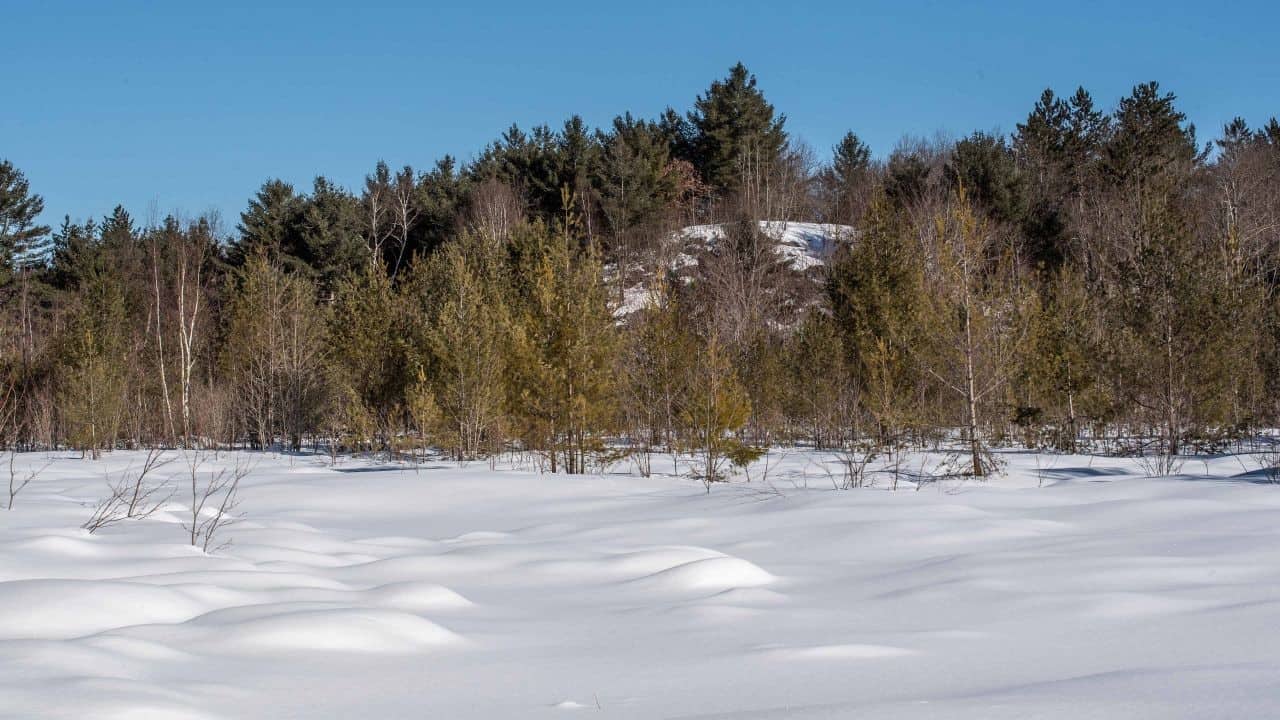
[
  {"left": 674, "top": 221, "right": 855, "bottom": 272},
  {"left": 615, "top": 220, "right": 855, "bottom": 316}
]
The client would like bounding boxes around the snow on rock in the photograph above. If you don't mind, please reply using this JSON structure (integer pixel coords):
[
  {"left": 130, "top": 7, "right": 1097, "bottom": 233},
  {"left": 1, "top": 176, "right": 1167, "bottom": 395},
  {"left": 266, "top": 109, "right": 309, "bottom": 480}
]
[
  {"left": 674, "top": 221, "right": 854, "bottom": 272},
  {"left": 614, "top": 220, "right": 854, "bottom": 317},
  {"left": 2, "top": 449, "right": 1280, "bottom": 718}
]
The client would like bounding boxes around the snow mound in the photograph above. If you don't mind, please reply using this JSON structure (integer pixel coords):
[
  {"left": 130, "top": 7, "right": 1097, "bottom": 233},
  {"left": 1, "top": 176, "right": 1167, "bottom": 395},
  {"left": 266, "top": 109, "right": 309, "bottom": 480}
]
[
  {"left": 762, "top": 643, "right": 916, "bottom": 660},
  {"left": 213, "top": 608, "right": 461, "bottom": 653},
  {"left": 630, "top": 556, "right": 775, "bottom": 593},
  {"left": 365, "top": 581, "right": 473, "bottom": 611},
  {"left": 0, "top": 579, "right": 207, "bottom": 639}
]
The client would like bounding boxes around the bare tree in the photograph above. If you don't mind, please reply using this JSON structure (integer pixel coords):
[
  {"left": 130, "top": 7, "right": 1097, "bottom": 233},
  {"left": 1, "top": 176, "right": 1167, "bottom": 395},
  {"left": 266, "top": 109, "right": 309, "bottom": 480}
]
[
  {"left": 363, "top": 161, "right": 395, "bottom": 266},
  {"left": 389, "top": 166, "right": 421, "bottom": 278},
  {"left": 181, "top": 450, "right": 250, "bottom": 552},
  {"left": 5, "top": 450, "right": 47, "bottom": 509},
  {"left": 82, "top": 448, "right": 174, "bottom": 533},
  {"left": 465, "top": 178, "right": 523, "bottom": 248}
]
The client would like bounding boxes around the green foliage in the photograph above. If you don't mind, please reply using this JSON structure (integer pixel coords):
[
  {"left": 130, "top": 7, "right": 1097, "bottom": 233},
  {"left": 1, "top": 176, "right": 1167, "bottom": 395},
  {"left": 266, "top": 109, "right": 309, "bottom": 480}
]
[
  {"left": 828, "top": 192, "right": 924, "bottom": 441},
  {"left": 56, "top": 266, "right": 129, "bottom": 456},
  {"left": 505, "top": 221, "right": 618, "bottom": 473},
  {"left": 0, "top": 160, "right": 50, "bottom": 280},
  {"left": 681, "top": 332, "right": 752, "bottom": 487},
  {"left": 687, "top": 63, "right": 788, "bottom": 194},
  {"left": 328, "top": 264, "right": 409, "bottom": 446},
  {"left": 408, "top": 232, "right": 511, "bottom": 460},
  {"left": 785, "top": 310, "right": 852, "bottom": 448},
  {"left": 946, "top": 132, "right": 1026, "bottom": 224},
  {"left": 596, "top": 113, "right": 679, "bottom": 240}
]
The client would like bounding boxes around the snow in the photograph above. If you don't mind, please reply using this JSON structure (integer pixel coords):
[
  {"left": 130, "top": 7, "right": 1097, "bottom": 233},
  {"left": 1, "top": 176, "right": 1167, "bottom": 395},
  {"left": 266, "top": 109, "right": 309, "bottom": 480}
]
[
  {"left": 614, "top": 221, "right": 854, "bottom": 316},
  {"left": 3, "top": 449, "right": 1280, "bottom": 718},
  {"left": 674, "top": 221, "right": 854, "bottom": 273}
]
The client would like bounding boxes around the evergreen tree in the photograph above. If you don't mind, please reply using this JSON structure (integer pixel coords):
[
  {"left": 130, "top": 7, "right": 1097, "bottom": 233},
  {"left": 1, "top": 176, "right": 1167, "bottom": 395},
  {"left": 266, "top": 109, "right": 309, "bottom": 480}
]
[
  {"left": 687, "top": 63, "right": 788, "bottom": 194},
  {"left": 820, "top": 131, "right": 873, "bottom": 223},
  {"left": 416, "top": 156, "right": 470, "bottom": 257},
  {"left": 0, "top": 160, "right": 50, "bottom": 279},
  {"left": 409, "top": 233, "right": 511, "bottom": 460},
  {"left": 328, "top": 264, "right": 409, "bottom": 450},
  {"left": 784, "top": 310, "right": 851, "bottom": 448},
  {"left": 1014, "top": 87, "right": 1109, "bottom": 269},
  {"left": 1019, "top": 266, "right": 1103, "bottom": 450},
  {"left": 48, "top": 217, "right": 99, "bottom": 290},
  {"left": 828, "top": 192, "right": 924, "bottom": 445},
  {"left": 506, "top": 219, "right": 617, "bottom": 473},
  {"left": 1103, "top": 82, "right": 1202, "bottom": 193},
  {"left": 596, "top": 113, "right": 679, "bottom": 241},
  {"left": 56, "top": 265, "right": 129, "bottom": 457},
  {"left": 680, "top": 331, "right": 753, "bottom": 488},
  {"left": 299, "top": 177, "right": 365, "bottom": 291},
  {"left": 231, "top": 180, "right": 307, "bottom": 271},
  {"left": 946, "top": 132, "right": 1025, "bottom": 224}
]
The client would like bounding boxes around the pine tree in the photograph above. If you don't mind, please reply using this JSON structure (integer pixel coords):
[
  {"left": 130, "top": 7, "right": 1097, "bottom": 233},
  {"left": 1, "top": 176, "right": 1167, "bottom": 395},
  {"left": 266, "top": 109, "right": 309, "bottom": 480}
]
[
  {"left": 506, "top": 216, "right": 618, "bottom": 474},
  {"left": 231, "top": 180, "right": 307, "bottom": 271},
  {"left": 409, "top": 233, "right": 511, "bottom": 460},
  {"left": 299, "top": 177, "right": 365, "bottom": 291},
  {"left": 687, "top": 63, "right": 788, "bottom": 194},
  {"left": 681, "top": 331, "right": 753, "bottom": 488},
  {"left": 328, "top": 263, "right": 409, "bottom": 451},
  {"left": 1013, "top": 87, "right": 1109, "bottom": 269},
  {"left": 596, "top": 113, "right": 679, "bottom": 244},
  {"left": 48, "top": 217, "right": 99, "bottom": 290},
  {"left": 785, "top": 310, "right": 852, "bottom": 449},
  {"left": 946, "top": 132, "right": 1025, "bottom": 225},
  {"left": 1020, "top": 266, "right": 1102, "bottom": 450},
  {"left": 0, "top": 160, "right": 50, "bottom": 280},
  {"left": 820, "top": 131, "right": 873, "bottom": 223},
  {"left": 828, "top": 192, "right": 924, "bottom": 446},
  {"left": 57, "top": 265, "right": 129, "bottom": 458}
]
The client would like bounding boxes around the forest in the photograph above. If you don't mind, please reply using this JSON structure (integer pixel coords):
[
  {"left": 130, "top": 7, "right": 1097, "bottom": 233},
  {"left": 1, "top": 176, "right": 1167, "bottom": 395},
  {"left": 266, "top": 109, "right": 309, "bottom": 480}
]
[{"left": 2, "top": 62, "right": 1278, "bottom": 480}]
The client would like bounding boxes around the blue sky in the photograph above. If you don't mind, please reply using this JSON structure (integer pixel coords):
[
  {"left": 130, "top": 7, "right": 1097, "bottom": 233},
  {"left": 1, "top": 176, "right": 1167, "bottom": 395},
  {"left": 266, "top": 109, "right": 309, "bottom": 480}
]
[{"left": 6, "top": 0, "right": 1278, "bottom": 230}]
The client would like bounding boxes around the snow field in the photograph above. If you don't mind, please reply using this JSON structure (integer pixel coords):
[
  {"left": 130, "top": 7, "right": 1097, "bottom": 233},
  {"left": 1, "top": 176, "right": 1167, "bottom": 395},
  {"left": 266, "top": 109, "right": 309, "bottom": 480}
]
[{"left": 1, "top": 449, "right": 1279, "bottom": 718}]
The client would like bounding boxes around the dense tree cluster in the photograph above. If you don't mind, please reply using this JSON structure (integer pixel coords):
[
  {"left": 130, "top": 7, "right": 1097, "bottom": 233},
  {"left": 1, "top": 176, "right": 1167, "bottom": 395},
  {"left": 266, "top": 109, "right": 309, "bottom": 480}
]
[{"left": 2, "top": 65, "right": 1278, "bottom": 478}]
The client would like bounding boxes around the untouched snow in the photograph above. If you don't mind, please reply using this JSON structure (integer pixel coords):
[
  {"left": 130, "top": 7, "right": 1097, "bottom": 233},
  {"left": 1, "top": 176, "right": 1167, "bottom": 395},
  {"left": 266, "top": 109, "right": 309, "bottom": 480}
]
[{"left": 3, "top": 449, "right": 1280, "bottom": 718}]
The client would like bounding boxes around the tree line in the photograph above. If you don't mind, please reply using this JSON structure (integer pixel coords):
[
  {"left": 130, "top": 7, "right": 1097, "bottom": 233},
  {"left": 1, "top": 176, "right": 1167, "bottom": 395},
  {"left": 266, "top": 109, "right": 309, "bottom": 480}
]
[{"left": 2, "top": 63, "right": 1278, "bottom": 478}]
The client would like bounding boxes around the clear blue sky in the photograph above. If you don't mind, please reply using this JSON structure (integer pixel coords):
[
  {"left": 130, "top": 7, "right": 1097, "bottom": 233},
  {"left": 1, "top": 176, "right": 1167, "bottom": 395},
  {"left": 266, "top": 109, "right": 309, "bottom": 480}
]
[{"left": 6, "top": 0, "right": 1278, "bottom": 230}]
